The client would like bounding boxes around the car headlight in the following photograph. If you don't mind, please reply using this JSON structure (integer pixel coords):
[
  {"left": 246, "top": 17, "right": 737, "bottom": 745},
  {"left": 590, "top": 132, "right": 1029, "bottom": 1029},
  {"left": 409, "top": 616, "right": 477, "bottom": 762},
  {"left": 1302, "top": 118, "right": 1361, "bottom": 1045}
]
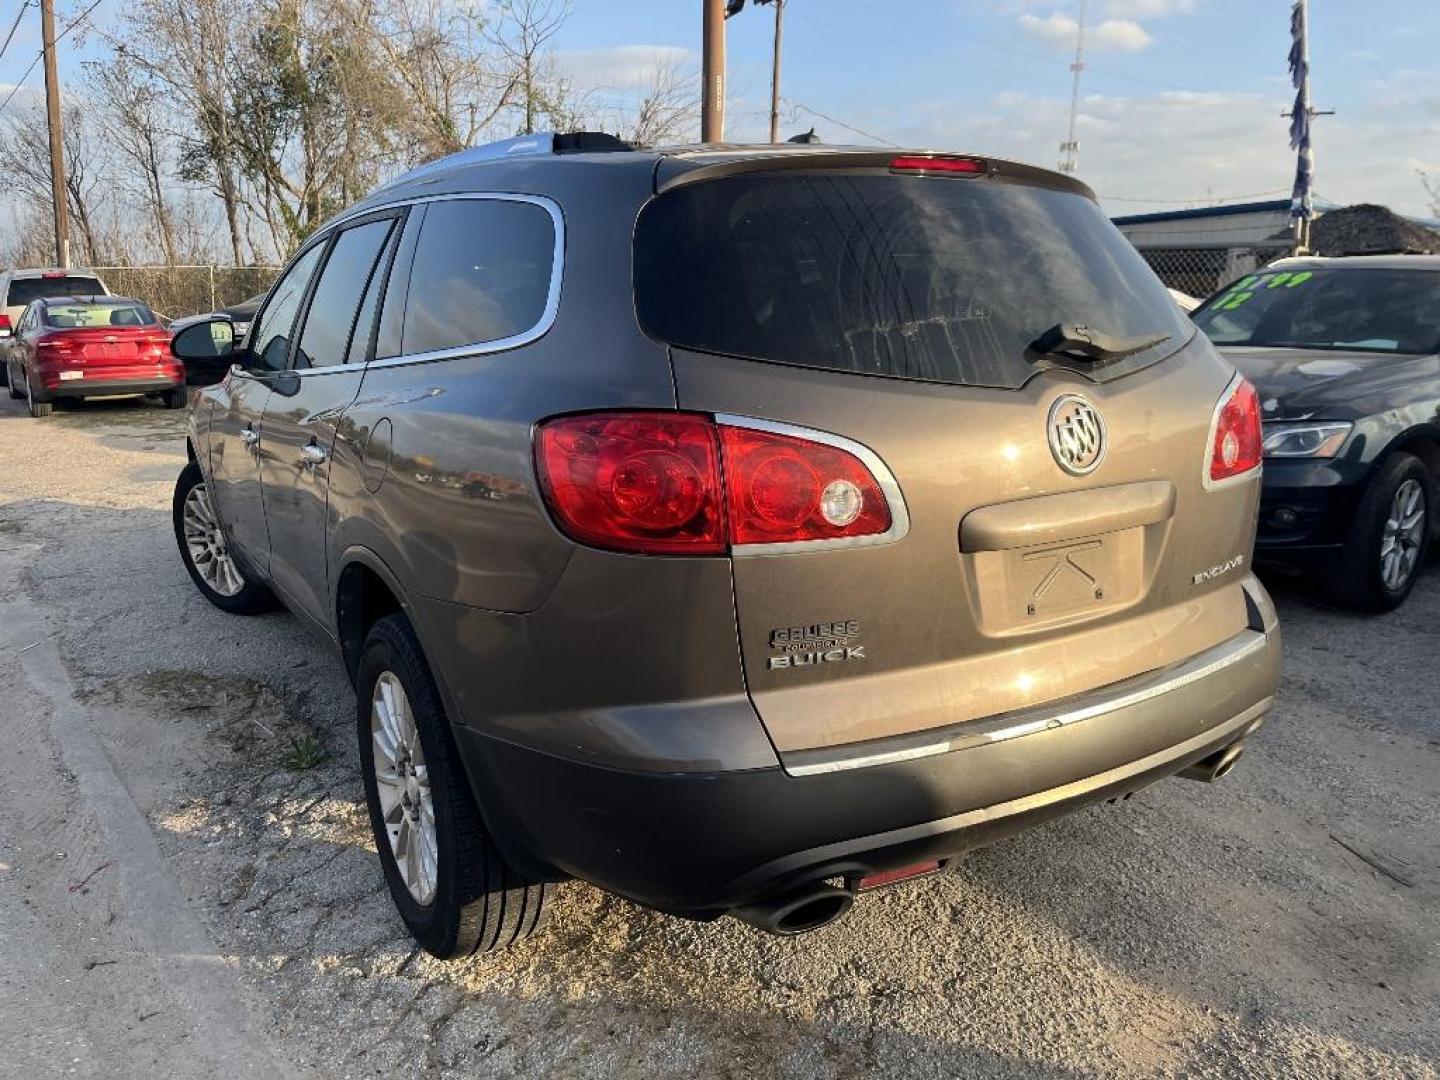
[{"left": 1261, "top": 421, "right": 1352, "bottom": 458}]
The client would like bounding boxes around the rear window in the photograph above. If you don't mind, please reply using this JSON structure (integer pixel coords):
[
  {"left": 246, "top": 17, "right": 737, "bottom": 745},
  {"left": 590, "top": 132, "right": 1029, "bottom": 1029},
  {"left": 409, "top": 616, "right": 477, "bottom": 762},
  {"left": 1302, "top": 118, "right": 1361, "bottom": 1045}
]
[
  {"left": 43, "top": 302, "right": 155, "bottom": 328},
  {"left": 634, "top": 172, "right": 1189, "bottom": 389},
  {"left": 1193, "top": 267, "right": 1440, "bottom": 354},
  {"left": 8, "top": 276, "right": 105, "bottom": 306}
]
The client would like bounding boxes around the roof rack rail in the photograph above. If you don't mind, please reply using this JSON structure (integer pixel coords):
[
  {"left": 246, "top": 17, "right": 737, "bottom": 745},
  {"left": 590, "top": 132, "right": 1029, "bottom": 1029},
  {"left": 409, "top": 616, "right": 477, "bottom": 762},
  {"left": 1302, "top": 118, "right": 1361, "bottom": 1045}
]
[{"left": 374, "top": 131, "right": 634, "bottom": 193}]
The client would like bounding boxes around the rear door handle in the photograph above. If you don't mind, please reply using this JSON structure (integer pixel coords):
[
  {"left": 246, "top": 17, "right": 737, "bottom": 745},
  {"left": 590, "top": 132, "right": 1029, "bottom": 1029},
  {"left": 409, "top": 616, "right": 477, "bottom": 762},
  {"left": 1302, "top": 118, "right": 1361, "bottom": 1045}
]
[{"left": 300, "top": 442, "right": 328, "bottom": 468}]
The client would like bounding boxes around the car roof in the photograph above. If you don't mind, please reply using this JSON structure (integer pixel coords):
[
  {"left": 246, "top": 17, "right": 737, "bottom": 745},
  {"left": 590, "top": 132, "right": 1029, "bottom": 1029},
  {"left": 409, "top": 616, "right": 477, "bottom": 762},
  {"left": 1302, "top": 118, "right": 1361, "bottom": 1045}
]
[
  {"left": 1268, "top": 254, "right": 1440, "bottom": 272},
  {"left": 332, "top": 133, "right": 1093, "bottom": 229},
  {"left": 7, "top": 267, "right": 103, "bottom": 279},
  {"left": 39, "top": 294, "right": 144, "bottom": 307}
]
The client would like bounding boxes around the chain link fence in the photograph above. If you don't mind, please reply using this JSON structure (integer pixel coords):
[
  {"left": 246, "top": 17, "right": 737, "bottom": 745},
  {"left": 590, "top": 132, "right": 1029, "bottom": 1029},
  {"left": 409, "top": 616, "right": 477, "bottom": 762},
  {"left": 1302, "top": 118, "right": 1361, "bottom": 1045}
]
[
  {"left": 1129, "top": 241, "right": 1296, "bottom": 302},
  {"left": 91, "top": 265, "right": 281, "bottom": 322}
]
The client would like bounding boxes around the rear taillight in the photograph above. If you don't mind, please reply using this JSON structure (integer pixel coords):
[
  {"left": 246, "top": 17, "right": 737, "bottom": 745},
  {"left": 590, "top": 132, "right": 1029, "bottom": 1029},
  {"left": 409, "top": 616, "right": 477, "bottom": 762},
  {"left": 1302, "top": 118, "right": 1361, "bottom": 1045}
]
[
  {"left": 535, "top": 412, "right": 900, "bottom": 556},
  {"left": 719, "top": 424, "right": 890, "bottom": 545},
  {"left": 1207, "top": 377, "right": 1262, "bottom": 486},
  {"left": 0, "top": 314, "right": 10, "bottom": 332},
  {"left": 535, "top": 413, "right": 726, "bottom": 555},
  {"left": 36, "top": 334, "right": 74, "bottom": 352}
]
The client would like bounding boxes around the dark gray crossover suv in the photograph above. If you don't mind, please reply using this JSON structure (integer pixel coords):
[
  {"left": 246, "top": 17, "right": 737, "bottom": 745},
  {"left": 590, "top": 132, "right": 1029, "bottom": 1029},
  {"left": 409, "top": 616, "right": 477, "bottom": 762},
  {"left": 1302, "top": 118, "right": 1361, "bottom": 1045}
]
[{"left": 170, "top": 134, "right": 1282, "bottom": 958}]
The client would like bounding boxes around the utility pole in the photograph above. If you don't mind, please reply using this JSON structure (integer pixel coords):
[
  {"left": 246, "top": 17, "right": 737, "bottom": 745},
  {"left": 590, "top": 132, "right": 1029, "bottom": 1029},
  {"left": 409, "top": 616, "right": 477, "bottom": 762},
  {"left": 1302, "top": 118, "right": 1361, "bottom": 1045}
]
[
  {"left": 40, "top": 0, "right": 69, "bottom": 268},
  {"left": 1059, "top": 0, "right": 1086, "bottom": 173},
  {"left": 701, "top": 0, "right": 726, "bottom": 142},
  {"left": 767, "top": 0, "right": 783, "bottom": 143}
]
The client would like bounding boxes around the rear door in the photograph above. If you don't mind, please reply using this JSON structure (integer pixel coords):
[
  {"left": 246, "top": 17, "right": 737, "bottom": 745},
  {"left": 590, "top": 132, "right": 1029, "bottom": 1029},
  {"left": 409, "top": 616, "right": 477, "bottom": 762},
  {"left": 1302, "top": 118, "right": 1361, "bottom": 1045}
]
[
  {"left": 259, "top": 212, "right": 401, "bottom": 627},
  {"left": 636, "top": 158, "right": 1260, "bottom": 754}
]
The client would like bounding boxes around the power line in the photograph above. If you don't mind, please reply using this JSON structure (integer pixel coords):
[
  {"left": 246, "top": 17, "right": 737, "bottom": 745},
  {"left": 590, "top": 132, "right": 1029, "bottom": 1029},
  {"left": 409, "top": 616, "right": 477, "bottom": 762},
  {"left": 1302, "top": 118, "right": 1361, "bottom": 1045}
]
[
  {"left": 781, "top": 97, "right": 899, "bottom": 147},
  {"left": 1101, "top": 189, "right": 1290, "bottom": 204},
  {"left": 0, "top": 0, "right": 31, "bottom": 66},
  {"left": 0, "top": 0, "right": 105, "bottom": 120}
]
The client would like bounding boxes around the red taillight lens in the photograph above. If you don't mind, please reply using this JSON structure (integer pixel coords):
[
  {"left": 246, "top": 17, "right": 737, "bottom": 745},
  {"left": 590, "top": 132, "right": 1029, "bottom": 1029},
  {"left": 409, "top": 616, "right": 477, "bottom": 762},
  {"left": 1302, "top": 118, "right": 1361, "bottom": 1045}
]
[
  {"left": 535, "top": 413, "right": 896, "bottom": 555},
  {"left": 36, "top": 333, "right": 74, "bottom": 352},
  {"left": 889, "top": 155, "right": 986, "bottom": 175},
  {"left": 0, "top": 314, "right": 10, "bottom": 331},
  {"left": 1208, "top": 377, "right": 1262, "bottom": 484},
  {"left": 535, "top": 413, "right": 726, "bottom": 555},
  {"left": 719, "top": 425, "right": 891, "bottom": 545}
]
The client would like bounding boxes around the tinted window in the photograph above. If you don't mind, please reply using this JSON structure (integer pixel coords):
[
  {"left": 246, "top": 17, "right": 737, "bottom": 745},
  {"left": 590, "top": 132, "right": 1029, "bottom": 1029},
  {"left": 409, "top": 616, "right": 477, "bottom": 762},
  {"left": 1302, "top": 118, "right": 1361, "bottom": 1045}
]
[
  {"left": 294, "top": 219, "right": 395, "bottom": 369},
  {"left": 347, "top": 227, "right": 398, "bottom": 365},
  {"left": 634, "top": 172, "right": 1190, "bottom": 389},
  {"left": 43, "top": 302, "right": 156, "bottom": 328},
  {"left": 7, "top": 276, "right": 105, "bottom": 306},
  {"left": 1193, "top": 267, "right": 1440, "bottom": 354},
  {"left": 400, "top": 199, "right": 555, "bottom": 355},
  {"left": 248, "top": 244, "right": 326, "bottom": 371}
]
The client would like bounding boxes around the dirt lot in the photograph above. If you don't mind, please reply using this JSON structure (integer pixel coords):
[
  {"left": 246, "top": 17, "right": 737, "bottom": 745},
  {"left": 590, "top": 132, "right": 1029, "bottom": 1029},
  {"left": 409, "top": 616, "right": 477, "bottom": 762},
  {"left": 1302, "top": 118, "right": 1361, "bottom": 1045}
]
[{"left": 0, "top": 394, "right": 1436, "bottom": 1079}]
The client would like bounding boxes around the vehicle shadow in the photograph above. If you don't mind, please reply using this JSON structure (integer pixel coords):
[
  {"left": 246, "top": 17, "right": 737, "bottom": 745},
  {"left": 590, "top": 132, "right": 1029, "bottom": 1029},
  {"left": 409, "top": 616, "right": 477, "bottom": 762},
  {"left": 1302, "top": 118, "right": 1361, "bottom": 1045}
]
[{"left": 5, "top": 494, "right": 1437, "bottom": 1077}]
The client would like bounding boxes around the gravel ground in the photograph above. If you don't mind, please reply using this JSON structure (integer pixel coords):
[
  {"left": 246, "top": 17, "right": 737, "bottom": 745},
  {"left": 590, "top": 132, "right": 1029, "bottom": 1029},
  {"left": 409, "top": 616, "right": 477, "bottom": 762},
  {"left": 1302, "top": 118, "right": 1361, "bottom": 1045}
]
[{"left": 0, "top": 394, "right": 1436, "bottom": 1079}]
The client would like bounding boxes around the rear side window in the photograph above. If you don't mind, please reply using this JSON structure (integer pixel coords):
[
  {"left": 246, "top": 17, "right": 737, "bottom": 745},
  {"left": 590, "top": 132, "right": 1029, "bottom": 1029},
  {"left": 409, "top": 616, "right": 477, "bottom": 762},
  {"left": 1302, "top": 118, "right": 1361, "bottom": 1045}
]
[
  {"left": 634, "top": 172, "right": 1189, "bottom": 389},
  {"left": 294, "top": 218, "right": 395, "bottom": 369},
  {"left": 8, "top": 276, "right": 105, "bottom": 306},
  {"left": 400, "top": 198, "right": 556, "bottom": 356}
]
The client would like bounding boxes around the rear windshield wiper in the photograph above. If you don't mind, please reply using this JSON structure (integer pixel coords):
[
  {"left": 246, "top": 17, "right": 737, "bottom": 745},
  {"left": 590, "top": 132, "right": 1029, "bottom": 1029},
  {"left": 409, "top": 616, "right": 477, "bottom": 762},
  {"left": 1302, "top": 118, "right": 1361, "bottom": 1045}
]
[{"left": 1031, "top": 323, "right": 1171, "bottom": 363}]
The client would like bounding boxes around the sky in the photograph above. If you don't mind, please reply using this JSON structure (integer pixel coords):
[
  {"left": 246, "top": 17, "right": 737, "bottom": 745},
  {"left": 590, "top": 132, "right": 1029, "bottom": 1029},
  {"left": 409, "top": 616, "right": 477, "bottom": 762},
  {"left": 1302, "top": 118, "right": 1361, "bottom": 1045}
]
[
  {"left": 4, "top": 0, "right": 1438, "bottom": 223},
  {"left": 546, "top": 0, "right": 1440, "bottom": 220}
]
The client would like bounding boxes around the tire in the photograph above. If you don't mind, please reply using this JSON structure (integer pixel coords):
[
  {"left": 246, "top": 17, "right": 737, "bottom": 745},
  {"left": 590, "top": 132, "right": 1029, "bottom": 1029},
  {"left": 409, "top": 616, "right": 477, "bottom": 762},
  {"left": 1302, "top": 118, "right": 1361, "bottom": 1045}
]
[
  {"left": 172, "top": 461, "right": 275, "bottom": 614},
  {"left": 358, "top": 613, "right": 551, "bottom": 959},
  {"left": 1327, "top": 452, "right": 1432, "bottom": 612},
  {"left": 5, "top": 364, "right": 20, "bottom": 400},
  {"left": 24, "top": 370, "right": 51, "bottom": 417},
  {"left": 161, "top": 386, "right": 189, "bottom": 410}
]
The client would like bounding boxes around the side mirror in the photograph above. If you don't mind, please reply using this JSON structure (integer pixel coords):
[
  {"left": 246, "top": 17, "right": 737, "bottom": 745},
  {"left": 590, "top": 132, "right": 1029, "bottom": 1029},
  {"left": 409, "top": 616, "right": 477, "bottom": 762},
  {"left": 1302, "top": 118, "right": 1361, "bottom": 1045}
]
[{"left": 171, "top": 317, "right": 236, "bottom": 387}]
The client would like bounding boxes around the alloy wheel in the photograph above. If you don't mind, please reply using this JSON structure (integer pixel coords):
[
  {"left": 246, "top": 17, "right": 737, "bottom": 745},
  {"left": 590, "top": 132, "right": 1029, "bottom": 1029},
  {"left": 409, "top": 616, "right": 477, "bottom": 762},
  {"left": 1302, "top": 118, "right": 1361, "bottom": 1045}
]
[
  {"left": 1379, "top": 478, "right": 1426, "bottom": 592},
  {"left": 181, "top": 482, "right": 246, "bottom": 597},
  {"left": 371, "top": 672, "right": 437, "bottom": 905}
]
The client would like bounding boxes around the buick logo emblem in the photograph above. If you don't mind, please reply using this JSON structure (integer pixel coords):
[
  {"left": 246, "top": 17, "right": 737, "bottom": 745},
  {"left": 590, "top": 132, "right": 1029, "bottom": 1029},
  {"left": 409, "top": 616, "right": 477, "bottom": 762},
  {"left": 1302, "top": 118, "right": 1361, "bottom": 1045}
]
[{"left": 1047, "top": 394, "right": 1106, "bottom": 475}]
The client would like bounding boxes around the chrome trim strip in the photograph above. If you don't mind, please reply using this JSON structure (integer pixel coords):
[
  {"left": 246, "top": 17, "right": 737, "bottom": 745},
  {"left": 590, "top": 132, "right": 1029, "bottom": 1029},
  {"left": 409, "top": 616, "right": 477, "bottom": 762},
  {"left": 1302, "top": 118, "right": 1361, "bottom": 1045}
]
[
  {"left": 784, "top": 629, "right": 1271, "bottom": 777},
  {"left": 713, "top": 413, "right": 911, "bottom": 555},
  {"left": 1202, "top": 371, "right": 1263, "bottom": 492},
  {"left": 269, "top": 192, "right": 565, "bottom": 378}
]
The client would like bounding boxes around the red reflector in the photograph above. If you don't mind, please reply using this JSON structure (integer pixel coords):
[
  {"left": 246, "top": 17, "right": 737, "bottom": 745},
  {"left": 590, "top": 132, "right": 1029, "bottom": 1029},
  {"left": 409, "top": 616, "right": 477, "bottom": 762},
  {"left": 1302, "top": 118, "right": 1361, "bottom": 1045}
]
[
  {"left": 719, "top": 425, "right": 891, "bottom": 545},
  {"left": 858, "top": 861, "right": 941, "bottom": 891},
  {"left": 1208, "top": 377, "right": 1262, "bottom": 484},
  {"left": 535, "top": 412, "right": 726, "bottom": 555},
  {"left": 889, "top": 155, "right": 986, "bottom": 175}
]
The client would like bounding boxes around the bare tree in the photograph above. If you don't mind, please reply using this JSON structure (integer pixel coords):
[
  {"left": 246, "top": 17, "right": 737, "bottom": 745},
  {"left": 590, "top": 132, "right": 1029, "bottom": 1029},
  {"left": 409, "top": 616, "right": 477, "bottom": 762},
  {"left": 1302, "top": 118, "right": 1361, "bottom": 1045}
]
[
  {"left": 0, "top": 102, "right": 114, "bottom": 263},
  {"left": 618, "top": 56, "right": 698, "bottom": 147},
  {"left": 490, "top": 0, "right": 572, "bottom": 135}
]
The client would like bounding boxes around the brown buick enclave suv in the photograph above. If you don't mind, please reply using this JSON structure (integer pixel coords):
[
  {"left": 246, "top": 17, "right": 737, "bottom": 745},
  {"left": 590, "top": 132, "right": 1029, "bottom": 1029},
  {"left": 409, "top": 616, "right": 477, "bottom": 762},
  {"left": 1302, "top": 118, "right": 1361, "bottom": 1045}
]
[{"left": 169, "top": 133, "right": 1281, "bottom": 958}]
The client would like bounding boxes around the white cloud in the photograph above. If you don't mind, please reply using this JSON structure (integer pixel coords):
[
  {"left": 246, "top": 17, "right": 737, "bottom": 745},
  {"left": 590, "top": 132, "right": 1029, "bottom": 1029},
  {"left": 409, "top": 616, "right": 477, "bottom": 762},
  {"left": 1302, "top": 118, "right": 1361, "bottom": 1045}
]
[
  {"left": 1018, "top": 13, "right": 1153, "bottom": 52},
  {"left": 552, "top": 45, "right": 694, "bottom": 91},
  {"left": 865, "top": 84, "right": 1438, "bottom": 220},
  {"left": 1103, "top": 0, "right": 1197, "bottom": 17}
]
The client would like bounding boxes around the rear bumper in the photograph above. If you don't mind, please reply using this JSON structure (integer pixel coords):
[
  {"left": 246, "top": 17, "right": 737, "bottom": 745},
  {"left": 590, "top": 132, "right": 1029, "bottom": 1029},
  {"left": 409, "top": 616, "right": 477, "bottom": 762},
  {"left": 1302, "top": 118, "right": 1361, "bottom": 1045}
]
[
  {"left": 461, "top": 591, "right": 1281, "bottom": 917},
  {"left": 33, "top": 371, "right": 183, "bottom": 399}
]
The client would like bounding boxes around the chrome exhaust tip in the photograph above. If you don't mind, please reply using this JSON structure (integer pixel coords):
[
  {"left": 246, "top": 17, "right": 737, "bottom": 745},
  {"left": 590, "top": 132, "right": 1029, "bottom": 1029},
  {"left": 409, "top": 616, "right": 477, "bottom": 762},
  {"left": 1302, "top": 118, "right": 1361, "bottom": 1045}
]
[
  {"left": 732, "top": 883, "right": 855, "bottom": 936},
  {"left": 1179, "top": 741, "right": 1246, "bottom": 783}
]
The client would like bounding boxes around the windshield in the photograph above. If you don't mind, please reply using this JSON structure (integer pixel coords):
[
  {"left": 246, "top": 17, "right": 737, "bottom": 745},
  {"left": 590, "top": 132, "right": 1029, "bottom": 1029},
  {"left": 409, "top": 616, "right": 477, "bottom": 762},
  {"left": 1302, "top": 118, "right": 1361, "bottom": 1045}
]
[
  {"left": 43, "top": 302, "right": 156, "bottom": 328},
  {"left": 7, "top": 275, "right": 105, "bottom": 307},
  {"left": 1193, "top": 267, "right": 1440, "bottom": 354},
  {"left": 634, "top": 171, "right": 1189, "bottom": 389}
]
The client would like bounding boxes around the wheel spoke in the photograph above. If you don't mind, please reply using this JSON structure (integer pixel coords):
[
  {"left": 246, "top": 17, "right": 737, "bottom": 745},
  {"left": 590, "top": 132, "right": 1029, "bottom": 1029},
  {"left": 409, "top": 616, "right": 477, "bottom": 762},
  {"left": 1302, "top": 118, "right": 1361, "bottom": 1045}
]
[{"left": 367, "top": 670, "right": 438, "bottom": 905}]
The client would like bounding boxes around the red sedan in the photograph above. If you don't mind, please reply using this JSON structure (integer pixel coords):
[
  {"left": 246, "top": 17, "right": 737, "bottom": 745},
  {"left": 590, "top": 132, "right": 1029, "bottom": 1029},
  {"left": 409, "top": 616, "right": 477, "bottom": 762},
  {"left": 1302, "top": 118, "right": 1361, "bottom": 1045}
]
[{"left": 3, "top": 295, "right": 184, "bottom": 417}]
